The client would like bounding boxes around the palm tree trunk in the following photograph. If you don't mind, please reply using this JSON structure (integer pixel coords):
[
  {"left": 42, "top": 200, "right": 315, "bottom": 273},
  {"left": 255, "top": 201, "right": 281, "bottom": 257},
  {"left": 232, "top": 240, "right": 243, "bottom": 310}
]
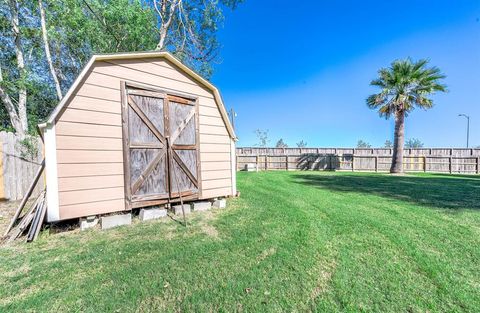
[{"left": 390, "top": 110, "right": 405, "bottom": 173}]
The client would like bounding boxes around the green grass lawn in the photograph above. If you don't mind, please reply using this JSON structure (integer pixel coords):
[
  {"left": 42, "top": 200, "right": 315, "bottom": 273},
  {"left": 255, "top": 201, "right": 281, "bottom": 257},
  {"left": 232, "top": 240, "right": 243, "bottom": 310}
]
[{"left": 1, "top": 172, "right": 479, "bottom": 312}]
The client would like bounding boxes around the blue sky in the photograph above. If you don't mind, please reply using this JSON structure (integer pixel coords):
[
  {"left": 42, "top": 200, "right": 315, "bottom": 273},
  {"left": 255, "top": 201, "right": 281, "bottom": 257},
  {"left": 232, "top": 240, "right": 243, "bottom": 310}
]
[{"left": 211, "top": 0, "right": 480, "bottom": 148}]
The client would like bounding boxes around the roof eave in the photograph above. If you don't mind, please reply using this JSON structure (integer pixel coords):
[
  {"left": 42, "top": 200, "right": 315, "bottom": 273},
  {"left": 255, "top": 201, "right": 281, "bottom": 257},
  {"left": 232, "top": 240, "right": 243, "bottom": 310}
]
[{"left": 41, "top": 51, "right": 237, "bottom": 140}]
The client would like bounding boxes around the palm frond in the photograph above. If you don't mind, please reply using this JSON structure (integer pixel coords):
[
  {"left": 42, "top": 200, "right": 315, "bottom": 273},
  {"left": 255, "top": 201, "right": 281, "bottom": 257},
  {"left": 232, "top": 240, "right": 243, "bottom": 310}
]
[{"left": 366, "top": 57, "right": 447, "bottom": 118}]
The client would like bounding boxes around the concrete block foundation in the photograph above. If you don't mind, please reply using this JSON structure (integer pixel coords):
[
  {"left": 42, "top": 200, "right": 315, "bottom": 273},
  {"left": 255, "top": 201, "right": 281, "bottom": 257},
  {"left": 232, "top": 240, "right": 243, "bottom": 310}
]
[
  {"left": 101, "top": 214, "right": 132, "bottom": 230},
  {"left": 193, "top": 201, "right": 212, "bottom": 212},
  {"left": 139, "top": 208, "right": 167, "bottom": 221},
  {"left": 172, "top": 204, "right": 191, "bottom": 215},
  {"left": 212, "top": 199, "right": 226, "bottom": 209},
  {"left": 80, "top": 216, "right": 98, "bottom": 231}
]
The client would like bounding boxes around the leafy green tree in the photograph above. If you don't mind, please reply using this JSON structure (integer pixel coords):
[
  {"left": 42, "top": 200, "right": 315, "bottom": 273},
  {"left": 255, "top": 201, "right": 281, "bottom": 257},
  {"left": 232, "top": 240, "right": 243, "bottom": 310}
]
[
  {"left": 405, "top": 138, "right": 424, "bottom": 148},
  {"left": 357, "top": 140, "right": 371, "bottom": 148},
  {"left": 384, "top": 140, "right": 393, "bottom": 148},
  {"left": 0, "top": 0, "right": 243, "bottom": 135},
  {"left": 275, "top": 138, "right": 288, "bottom": 148},
  {"left": 41, "top": 0, "right": 158, "bottom": 92},
  {"left": 0, "top": 0, "right": 30, "bottom": 137},
  {"left": 367, "top": 58, "right": 446, "bottom": 173}
]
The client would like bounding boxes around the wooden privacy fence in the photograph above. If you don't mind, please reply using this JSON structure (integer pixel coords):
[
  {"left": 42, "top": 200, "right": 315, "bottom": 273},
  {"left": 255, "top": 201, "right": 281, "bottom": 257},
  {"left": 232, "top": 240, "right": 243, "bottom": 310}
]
[
  {"left": 0, "top": 131, "right": 44, "bottom": 201},
  {"left": 236, "top": 147, "right": 480, "bottom": 174}
]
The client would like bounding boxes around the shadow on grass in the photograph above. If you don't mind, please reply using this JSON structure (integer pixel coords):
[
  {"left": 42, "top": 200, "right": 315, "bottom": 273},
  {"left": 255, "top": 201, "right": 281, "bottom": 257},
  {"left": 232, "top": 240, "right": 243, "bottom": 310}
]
[{"left": 293, "top": 173, "right": 480, "bottom": 210}]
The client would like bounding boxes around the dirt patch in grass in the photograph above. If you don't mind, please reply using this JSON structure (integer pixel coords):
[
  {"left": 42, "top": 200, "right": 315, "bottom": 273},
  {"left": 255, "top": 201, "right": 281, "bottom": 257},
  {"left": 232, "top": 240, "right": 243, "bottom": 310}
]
[
  {"left": 257, "top": 247, "right": 276, "bottom": 263},
  {"left": 0, "top": 200, "right": 21, "bottom": 236},
  {"left": 200, "top": 223, "right": 219, "bottom": 238},
  {"left": 195, "top": 210, "right": 220, "bottom": 239},
  {"left": 2, "top": 264, "right": 30, "bottom": 279},
  {"left": 309, "top": 260, "right": 336, "bottom": 301}
]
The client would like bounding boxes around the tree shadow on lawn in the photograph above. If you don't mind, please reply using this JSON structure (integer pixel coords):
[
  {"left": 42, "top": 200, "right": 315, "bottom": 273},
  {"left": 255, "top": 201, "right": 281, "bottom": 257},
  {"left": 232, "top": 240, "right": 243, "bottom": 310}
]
[{"left": 292, "top": 173, "right": 480, "bottom": 211}]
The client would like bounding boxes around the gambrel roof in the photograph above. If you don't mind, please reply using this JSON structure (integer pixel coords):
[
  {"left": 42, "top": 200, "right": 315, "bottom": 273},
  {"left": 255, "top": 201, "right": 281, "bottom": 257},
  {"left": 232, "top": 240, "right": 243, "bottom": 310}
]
[{"left": 42, "top": 51, "right": 237, "bottom": 140}]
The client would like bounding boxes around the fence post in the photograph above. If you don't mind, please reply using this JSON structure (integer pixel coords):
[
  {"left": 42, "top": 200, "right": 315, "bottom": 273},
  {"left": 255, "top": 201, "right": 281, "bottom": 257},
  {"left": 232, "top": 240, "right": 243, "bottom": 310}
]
[{"left": 236, "top": 147, "right": 476, "bottom": 174}]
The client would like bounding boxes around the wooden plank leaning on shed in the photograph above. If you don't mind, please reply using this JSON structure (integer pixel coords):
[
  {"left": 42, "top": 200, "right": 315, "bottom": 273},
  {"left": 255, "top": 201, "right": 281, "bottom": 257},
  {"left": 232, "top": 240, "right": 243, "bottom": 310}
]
[{"left": 3, "top": 159, "right": 45, "bottom": 238}]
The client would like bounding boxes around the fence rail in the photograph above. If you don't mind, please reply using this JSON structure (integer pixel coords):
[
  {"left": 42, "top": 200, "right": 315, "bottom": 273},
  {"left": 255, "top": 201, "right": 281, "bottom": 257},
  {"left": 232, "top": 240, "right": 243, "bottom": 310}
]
[
  {"left": 236, "top": 147, "right": 480, "bottom": 174},
  {"left": 0, "top": 131, "right": 44, "bottom": 201}
]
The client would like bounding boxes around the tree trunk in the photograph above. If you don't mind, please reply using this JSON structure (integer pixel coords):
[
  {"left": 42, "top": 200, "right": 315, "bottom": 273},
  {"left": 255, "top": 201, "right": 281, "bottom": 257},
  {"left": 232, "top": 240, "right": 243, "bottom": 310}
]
[
  {"left": 157, "top": 25, "right": 168, "bottom": 50},
  {"left": 390, "top": 110, "right": 405, "bottom": 173},
  {"left": 39, "top": 0, "right": 63, "bottom": 101},
  {"left": 154, "top": 0, "right": 178, "bottom": 50},
  {"left": 0, "top": 69, "right": 24, "bottom": 136},
  {"left": 6, "top": 0, "right": 27, "bottom": 138}
]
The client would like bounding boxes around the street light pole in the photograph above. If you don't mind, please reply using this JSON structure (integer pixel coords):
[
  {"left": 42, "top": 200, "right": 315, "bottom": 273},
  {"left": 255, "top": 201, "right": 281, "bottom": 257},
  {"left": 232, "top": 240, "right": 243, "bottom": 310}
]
[
  {"left": 458, "top": 114, "right": 470, "bottom": 148},
  {"left": 228, "top": 108, "right": 237, "bottom": 131}
]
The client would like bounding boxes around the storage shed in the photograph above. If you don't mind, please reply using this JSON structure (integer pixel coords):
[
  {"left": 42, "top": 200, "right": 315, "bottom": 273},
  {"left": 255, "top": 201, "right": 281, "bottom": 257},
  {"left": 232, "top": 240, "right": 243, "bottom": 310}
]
[{"left": 39, "top": 51, "right": 237, "bottom": 222}]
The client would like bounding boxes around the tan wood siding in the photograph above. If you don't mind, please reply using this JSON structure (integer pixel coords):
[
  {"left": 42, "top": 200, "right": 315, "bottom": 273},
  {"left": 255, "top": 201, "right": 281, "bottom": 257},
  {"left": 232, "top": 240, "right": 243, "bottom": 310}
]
[
  {"left": 201, "top": 161, "right": 232, "bottom": 171},
  {"left": 198, "top": 105, "right": 222, "bottom": 116},
  {"left": 76, "top": 83, "right": 120, "bottom": 102},
  {"left": 201, "top": 169, "right": 232, "bottom": 180},
  {"left": 142, "top": 59, "right": 209, "bottom": 88},
  {"left": 54, "top": 57, "right": 233, "bottom": 219},
  {"left": 56, "top": 121, "right": 122, "bottom": 138},
  {"left": 92, "top": 61, "right": 213, "bottom": 98},
  {"left": 68, "top": 95, "right": 121, "bottom": 114},
  {"left": 57, "top": 163, "right": 123, "bottom": 177},
  {"left": 199, "top": 115, "right": 225, "bottom": 127},
  {"left": 59, "top": 199, "right": 125, "bottom": 220},
  {"left": 202, "top": 187, "right": 233, "bottom": 199},
  {"left": 58, "top": 175, "right": 124, "bottom": 192},
  {"left": 199, "top": 134, "right": 231, "bottom": 144},
  {"left": 56, "top": 136, "right": 122, "bottom": 150},
  {"left": 200, "top": 152, "right": 231, "bottom": 162},
  {"left": 199, "top": 125, "right": 229, "bottom": 136},
  {"left": 200, "top": 143, "right": 231, "bottom": 153},
  {"left": 202, "top": 178, "right": 232, "bottom": 189},
  {"left": 60, "top": 108, "right": 121, "bottom": 126},
  {"left": 57, "top": 150, "right": 123, "bottom": 164},
  {"left": 59, "top": 187, "right": 124, "bottom": 206}
]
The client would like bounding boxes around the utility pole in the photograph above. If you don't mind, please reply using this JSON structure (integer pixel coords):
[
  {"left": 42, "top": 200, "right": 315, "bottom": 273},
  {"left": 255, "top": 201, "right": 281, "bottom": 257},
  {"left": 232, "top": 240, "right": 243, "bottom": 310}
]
[
  {"left": 458, "top": 114, "right": 470, "bottom": 148},
  {"left": 228, "top": 108, "right": 237, "bottom": 131}
]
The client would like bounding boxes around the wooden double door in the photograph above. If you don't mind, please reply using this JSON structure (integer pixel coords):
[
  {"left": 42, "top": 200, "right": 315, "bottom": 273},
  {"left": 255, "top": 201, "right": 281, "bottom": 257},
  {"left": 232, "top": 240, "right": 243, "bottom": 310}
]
[{"left": 122, "top": 84, "right": 199, "bottom": 208}]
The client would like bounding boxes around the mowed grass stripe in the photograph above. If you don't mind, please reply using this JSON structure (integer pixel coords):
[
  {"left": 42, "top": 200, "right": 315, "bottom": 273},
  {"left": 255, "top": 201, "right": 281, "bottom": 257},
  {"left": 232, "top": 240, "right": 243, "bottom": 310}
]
[{"left": 0, "top": 171, "right": 478, "bottom": 312}]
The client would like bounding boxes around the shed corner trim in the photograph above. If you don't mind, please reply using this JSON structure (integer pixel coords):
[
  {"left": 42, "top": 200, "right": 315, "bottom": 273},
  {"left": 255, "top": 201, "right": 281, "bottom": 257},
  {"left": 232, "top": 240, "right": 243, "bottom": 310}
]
[{"left": 44, "top": 123, "right": 60, "bottom": 222}]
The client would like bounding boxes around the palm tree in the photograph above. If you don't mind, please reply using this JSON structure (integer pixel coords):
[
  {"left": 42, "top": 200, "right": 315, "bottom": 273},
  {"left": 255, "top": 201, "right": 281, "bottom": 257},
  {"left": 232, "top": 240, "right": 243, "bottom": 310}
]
[{"left": 367, "top": 58, "right": 447, "bottom": 173}]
